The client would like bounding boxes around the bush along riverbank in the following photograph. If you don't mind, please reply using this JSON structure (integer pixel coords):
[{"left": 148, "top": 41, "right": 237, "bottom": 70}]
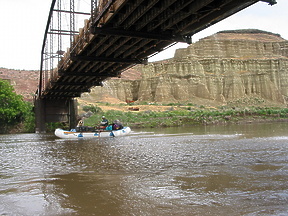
[
  {"left": 82, "top": 106, "right": 288, "bottom": 129},
  {"left": 0, "top": 79, "right": 35, "bottom": 134}
]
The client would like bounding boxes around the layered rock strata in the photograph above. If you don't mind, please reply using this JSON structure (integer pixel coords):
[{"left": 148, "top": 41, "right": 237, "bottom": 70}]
[{"left": 83, "top": 29, "right": 288, "bottom": 105}]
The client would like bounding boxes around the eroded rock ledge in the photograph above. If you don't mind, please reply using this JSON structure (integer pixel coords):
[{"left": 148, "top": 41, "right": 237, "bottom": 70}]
[{"left": 83, "top": 29, "right": 288, "bottom": 106}]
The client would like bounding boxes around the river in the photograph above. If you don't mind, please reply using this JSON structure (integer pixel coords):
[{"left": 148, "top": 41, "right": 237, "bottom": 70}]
[{"left": 0, "top": 122, "right": 287, "bottom": 216}]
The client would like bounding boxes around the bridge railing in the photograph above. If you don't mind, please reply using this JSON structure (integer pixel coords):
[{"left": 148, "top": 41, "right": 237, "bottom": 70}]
[
  {"left": 58, "top": 19, "right": 92, "bottom": 75},
  {"left": 38, "top": 0, "right": 100, "bottom": 98}
]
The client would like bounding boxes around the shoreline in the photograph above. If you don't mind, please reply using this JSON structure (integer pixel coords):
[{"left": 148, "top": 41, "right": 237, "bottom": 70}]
[
  {"left": 128, "top": 116, "right": 288, "bottom": 129},
  {"left": 7, "top": 105, "right": 286, "bottom": 133},
  {"left": 82, "top": 105, "right": 288, "bottom": 130}
]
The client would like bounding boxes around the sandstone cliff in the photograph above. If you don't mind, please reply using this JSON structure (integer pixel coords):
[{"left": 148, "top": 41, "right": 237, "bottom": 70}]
[{"left": 83, "top": 29, "right": 288, "bottom": 106}]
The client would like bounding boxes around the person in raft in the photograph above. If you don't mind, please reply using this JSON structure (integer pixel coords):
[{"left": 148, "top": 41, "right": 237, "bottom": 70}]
[
  {"left": 112, "top": 119, "right": 123, "bottom": 130},
  {"left": 76, "top": 118, "right": 84, "bottom": 132},
  {"left": 99, "top": 116, "right": 109, "bottom": 129}
]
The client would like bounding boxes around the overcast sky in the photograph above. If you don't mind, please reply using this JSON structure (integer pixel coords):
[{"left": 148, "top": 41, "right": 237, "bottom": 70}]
[{"left": 0, "top": 0, "right": 287, "bottom": 70}]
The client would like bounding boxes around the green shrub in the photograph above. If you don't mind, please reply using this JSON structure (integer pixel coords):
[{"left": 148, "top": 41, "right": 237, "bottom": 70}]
[
  {"left": 46, "top": 122, "right": 69, "bottom": 132},
  {"left": 0, "top": 79, "right": 35, "bottom": 133},
  {"left": 82, "top": 104, "right": 103, "bottom": 113}
]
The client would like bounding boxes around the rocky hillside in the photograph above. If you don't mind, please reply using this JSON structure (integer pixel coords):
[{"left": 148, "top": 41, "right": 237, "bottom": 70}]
[
  {"left": 81, "top": 29, "right": 288, "bottom": 107},
  {"left": 0, "top": 68, "right": 39, "bottom": 102}
]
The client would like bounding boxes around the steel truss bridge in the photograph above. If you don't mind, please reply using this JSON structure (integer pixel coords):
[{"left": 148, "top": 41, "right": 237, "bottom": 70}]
[{"left": 35, "top": 0, "right": 276, "bottom": 132}]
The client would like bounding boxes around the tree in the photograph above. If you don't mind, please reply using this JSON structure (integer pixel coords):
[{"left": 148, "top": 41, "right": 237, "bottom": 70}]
[{"left": 0, "top": 79, "right": 34, "bottom": 133}]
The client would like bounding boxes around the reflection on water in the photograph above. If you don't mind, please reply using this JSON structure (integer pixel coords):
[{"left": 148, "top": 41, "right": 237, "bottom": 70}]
[{"left": 0, "top": 122, "right": 288, "bottom": 215}]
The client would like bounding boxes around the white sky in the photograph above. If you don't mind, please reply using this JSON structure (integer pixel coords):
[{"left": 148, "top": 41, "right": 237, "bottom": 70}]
[{"left": 0, "top": 0, "right": 287, "bottom": 70}]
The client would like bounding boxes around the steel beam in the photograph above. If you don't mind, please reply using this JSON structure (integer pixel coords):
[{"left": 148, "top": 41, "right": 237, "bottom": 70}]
[
  {"left": 51, "top": 81, "right": 87, "bottom": 86},
  {"left": 70, "top": 54, "right": 144, "bottom": 64},
  {"left": 90, "top": 27, "right": 188, "bottom": 43},
  {"left": 59, "top": 71, "right": 118, "bottom": 77},
  {"left": 47, "top": 89, "right": 90, "bottom": 93},
  {"left": 261, "top": 0, "right": 277, "bottom": 5},
  {"left": 53, "top": 9, "right": 91, "bottom": 15}
]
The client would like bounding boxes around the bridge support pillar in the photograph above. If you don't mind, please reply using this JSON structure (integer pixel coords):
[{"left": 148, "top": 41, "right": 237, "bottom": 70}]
[{"left": 34, "top": 98, "right": 78, "bottom": 133}]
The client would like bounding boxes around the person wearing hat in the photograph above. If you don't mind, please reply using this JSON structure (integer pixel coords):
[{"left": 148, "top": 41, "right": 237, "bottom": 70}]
[{"left": 99, "top": 116, "right": 109, "bottom": 129}]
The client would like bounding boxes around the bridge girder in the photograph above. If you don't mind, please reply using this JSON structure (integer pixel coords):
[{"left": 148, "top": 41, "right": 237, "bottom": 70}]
[{"left": 90, "top": 27, "right": 191, "bottom": 43}]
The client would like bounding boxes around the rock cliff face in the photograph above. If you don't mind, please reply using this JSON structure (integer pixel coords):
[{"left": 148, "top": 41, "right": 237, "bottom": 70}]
[{"left": 84, "top": 29, "right": 288, "bottom": 106}]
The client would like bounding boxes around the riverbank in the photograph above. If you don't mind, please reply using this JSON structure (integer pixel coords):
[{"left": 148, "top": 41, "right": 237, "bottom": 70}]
[{"left": 80, "top": 104, "right": 288, "bottom": 130}]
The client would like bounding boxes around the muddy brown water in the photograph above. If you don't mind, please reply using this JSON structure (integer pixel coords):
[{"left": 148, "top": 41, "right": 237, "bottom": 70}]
[{"left": 0, "top": 122, "right": 287, "bottom": 215}]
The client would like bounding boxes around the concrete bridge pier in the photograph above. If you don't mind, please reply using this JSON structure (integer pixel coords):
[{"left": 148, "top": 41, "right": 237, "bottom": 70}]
[{"left": 35, "top": 98, "right": 78, "bottom": 133}]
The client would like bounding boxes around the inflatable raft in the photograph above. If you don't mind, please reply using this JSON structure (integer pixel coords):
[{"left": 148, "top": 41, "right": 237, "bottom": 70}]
[{"left": 54, "top": 127, "right": 131, "bottom": 139}]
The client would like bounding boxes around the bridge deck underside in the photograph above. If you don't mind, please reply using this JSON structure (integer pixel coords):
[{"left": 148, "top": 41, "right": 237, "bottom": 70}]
[{"left": 42, "top": 0, "right": 260, "bottom": 99}]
